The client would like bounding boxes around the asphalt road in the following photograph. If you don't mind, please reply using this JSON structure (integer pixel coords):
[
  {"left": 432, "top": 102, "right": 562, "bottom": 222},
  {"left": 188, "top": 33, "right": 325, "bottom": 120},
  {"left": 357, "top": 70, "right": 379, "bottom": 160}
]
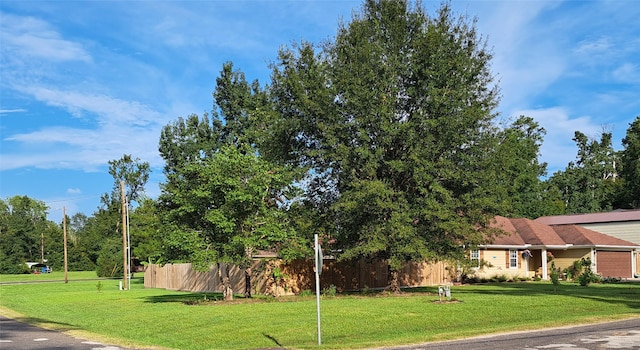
[
  {"left": 0, "top": 316, "right": 134, "bottom": 350},
  {"left": 377, "top": 317, "right": 640, "bottom": 350},
  {"left": 1, "top": 315, "right": 638, "bottom": 349}
]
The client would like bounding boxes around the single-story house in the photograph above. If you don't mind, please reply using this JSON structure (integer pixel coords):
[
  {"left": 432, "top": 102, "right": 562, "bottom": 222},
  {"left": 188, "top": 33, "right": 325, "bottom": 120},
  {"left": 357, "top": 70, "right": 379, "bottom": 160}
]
[{"left": 470, "top": 216, "right": 639, "bottom": 280}]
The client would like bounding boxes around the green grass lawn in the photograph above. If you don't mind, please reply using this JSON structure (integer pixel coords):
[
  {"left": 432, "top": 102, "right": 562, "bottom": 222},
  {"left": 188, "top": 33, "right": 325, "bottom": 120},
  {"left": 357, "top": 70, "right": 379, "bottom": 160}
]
[
  {"left": 0, "top": 275, "right": 638, "bottom": 350},
  {"left": 0, "top": 270, "right": 100, "bottom": 283}
]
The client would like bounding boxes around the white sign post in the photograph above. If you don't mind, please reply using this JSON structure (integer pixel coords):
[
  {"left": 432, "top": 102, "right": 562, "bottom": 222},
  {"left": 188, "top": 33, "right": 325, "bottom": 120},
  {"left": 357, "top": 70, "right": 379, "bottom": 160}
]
[{"left": 314, "top": 234, "right": 322, "bottom": 346}]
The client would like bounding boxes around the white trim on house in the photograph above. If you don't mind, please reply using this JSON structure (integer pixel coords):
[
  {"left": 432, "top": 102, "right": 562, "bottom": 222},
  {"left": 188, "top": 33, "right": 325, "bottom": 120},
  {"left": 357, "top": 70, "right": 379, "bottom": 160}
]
[
  {"left": 542, "top": 248, "right": 548, "bottom": 280},
  {"left": 509, "top": 250, "right": 518, "bottom": 269},
  {"left": 469, "top": 249, "right": 480, "bottom": 268}
]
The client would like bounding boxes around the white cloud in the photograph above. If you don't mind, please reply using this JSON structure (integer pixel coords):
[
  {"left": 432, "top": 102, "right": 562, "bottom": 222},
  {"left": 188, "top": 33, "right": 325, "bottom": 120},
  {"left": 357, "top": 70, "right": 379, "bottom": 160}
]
[
  {"left": 612, "top": 63, "right": 640, "bottom": 84},
  {"left": 0, "top": 14, "right": 91, "bottom": 63},
  {"left": 464, "top": 1, "right": 566, "bottom": 112},
  {"left": 574, "top": 37, "right": 612, "bottom": 56},
  {"left": 16, "top": 86, "right": 163, "bottom": 126},
  {"left": 513, "top": 107, "right": 602, "bottom": 173},
  {"left": 2, "top": 84, "right": 170, "bottom": 172},
  {"left": 67, "top": 188, "right": 81, "bottom": 194},
  {"left": 0, "top": 108, "right": 27, "bottom": 115},
  {"left": 2, "top": 123, "right": 165, "bottom": 171}
]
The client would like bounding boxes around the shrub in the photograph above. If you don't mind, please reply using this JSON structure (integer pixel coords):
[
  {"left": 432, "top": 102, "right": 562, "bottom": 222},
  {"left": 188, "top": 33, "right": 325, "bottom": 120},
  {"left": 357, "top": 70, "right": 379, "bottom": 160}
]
[
  {"left": 550, "top": 262, "right": 560, "bottom": 290},
  {"left": 577, "top": 257, "right": 600, "bottom": 286},
  {"left": 298, "top": 289, "right": 313, "bottom": 297},
  {"left": 601, "top": 276, "right": 621, "bottom": 284},
  {"left": 463, "top": 276, "right": 480, "bottom": 284},
  {"left": 362, "top": 285, "right": 374, "bottom": 295},
  {"left": 322, "top": 284, "right": 337, "bottom": 297},
  {"left": 564, "top": 259, "right": 583, "bottom": 281}
]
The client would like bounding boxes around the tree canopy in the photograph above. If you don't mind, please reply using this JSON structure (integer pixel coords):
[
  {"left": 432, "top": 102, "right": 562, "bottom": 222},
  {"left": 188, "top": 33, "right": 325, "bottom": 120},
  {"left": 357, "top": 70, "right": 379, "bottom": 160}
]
[
  {"left": 266, "top": 0, "right": 503, "bottom": 291},
  {"left": 548, "top": 130, "right": 620, "bottom": 214},
  {"left": 619, "top": 116, "right": 640, "bottom": 209},
  {"left": 157, "top": 63, "right": 306, "bottom": 299}
]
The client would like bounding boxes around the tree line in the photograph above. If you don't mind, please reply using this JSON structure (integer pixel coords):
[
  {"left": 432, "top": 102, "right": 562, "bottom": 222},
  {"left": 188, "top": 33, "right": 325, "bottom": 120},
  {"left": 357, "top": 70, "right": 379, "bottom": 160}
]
[{"left": 2, "top": 1, "right": 638, "bottom": 296}]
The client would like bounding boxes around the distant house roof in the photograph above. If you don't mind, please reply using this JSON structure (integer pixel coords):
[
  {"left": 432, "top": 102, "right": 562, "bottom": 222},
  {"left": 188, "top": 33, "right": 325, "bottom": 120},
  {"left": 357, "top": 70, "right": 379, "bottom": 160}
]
[
  {"left": 485, "top": 216, "right": 639, "bottom": 249},
  {"left": 535, "top": 210, "right": 640, "bottom": 225},
  {"left": 551, "top": 224, "right": 637, "bottom": 247}
]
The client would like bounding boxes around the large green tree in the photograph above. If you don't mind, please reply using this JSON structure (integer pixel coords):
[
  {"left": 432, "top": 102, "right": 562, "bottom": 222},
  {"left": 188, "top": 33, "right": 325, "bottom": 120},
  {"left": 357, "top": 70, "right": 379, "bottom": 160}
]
[
  {"left": 0, "top": 196, "right": 54, "bottom": 273},
  {"left": 548, "top": 131, "right": 620, "bottom": 214},
  {"left": 491, "top": 116, "right": 564, "bottom": 218},
  {"left": 618, "top": 116, "right": 640, "bottom": 209},
  {"left": 129, "top": 198, "right": 163, "bottom": 265},
  {"left": 92, "top": 154, "right": 151, "bottom": 277},
  {"left": 158, "top": 63, "right": 306, "bottom": 299},
  {"left": 268, "top": 0, "right": 502, "bottom": 291},
  {"left": 63, "top": 212, "right": 96, "bottom": 271}
]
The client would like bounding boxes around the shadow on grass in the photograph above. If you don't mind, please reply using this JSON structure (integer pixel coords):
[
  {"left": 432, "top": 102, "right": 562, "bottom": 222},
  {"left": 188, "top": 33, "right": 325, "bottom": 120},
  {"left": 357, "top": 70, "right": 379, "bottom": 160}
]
[
  {"left": 406, "top": 281, "right": 640, "bottom": 309},
  {"left": 6, "top": 316, "right": 79, "bottom": 333},
  {"left": 144, "top": 292, "right": 225, "bottom": 304},
  {"left": 262, "top": 333, "right": 283, "bottom": 347}
]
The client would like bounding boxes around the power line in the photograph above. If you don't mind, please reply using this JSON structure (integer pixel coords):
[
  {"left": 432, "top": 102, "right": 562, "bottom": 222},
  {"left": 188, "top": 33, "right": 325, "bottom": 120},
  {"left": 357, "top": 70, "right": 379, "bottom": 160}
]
[{"left": 43, "top": 194, "right": 102, "bottom": 204}]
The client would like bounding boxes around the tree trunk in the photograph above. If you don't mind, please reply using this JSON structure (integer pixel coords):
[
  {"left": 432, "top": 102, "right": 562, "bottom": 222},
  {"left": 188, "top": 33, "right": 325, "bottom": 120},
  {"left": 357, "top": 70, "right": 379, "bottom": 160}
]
[
  {"left": 386, "top": 268, "right": 402, "bottom": 294},
  {"left": 217, "top": 263, "right": 233, "bottom": 301},
  {"left": 244, "top": 266, "right": 252, "bottom": 298},
  {"left": 244, "top": 247, "right": 253, "bottom": 298}
]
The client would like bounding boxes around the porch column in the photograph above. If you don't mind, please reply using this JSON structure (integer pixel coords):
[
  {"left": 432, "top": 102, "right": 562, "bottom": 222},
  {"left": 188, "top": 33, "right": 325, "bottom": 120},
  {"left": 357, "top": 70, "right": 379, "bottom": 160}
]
[
  {"left": 542, "top": 248, "right": 548, "bottom": 280},
  {"left": 591, "top": 248, "right": 596, "bottom": 275},
  {"left": 632, "top": 250, "right": 637, "bottom": 278}
]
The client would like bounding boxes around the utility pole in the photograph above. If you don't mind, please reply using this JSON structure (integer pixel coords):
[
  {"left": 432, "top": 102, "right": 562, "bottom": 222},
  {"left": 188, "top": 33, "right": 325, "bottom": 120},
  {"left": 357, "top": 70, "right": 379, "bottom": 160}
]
[
  {"left": 40, "top": 231, "right": 44, "bottom": 263},
  {"left": 121, "top": 181, "right": 129, "bottom": 290},
  {"left": 63, "top": 206, "right": 68, "bottom": 284}
]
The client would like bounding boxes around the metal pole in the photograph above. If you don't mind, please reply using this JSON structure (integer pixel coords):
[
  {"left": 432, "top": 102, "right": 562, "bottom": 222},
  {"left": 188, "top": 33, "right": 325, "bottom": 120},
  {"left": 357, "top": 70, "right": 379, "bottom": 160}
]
[
  {"left": 126, "top": 202, "right": 131, "bottom": 290},
  {"left": 63, "top": 206, "right": 68, "bottom": 284},
  {"left": 121, "top": 181, "right": 128, "bottom": 290},
  {"left": 315, "top": 234, "right": 322, "bottom": 346}
]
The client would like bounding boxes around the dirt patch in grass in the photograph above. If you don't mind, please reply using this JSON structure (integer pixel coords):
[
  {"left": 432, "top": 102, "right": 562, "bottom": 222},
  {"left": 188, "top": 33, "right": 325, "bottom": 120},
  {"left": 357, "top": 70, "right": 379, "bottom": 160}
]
[{"left": 432, "top": 298, "right": 463, "bottom": 304}]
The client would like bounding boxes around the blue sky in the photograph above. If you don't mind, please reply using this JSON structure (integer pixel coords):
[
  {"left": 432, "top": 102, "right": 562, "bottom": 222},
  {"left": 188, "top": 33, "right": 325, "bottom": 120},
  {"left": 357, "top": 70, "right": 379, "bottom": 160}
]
[{"left": 1, "top": 1, "right": 639, "bottom": 223}]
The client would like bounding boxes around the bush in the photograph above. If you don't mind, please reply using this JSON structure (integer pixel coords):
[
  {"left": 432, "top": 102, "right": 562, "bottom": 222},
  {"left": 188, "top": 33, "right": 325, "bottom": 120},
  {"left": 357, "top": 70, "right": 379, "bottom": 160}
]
[
  {"left": 564, "top": 260, "right": 583, "bottom": 281},
  {"left": 577, "top": 257, "right": 600, "bottom": 286},
  {"left": 601, "top": 276, "right": 621, "bottom": 284},
  {"left": 298, "top": 289, "right": 313, "bottom": 297},
  {"left": 550, "top": 262, "right": 560, "bottom": 290},
  {"left": 488, "top": 274, "right": 508, "bottom": 283},
  {"left": 362, "top": 285, "right": 374, "bottom": 295},
  {"left": 321, "top": 284, "right": 337, "bottom": 297},
  {"left": 463, "top": 275, "right": 480, "bottom": 284}
]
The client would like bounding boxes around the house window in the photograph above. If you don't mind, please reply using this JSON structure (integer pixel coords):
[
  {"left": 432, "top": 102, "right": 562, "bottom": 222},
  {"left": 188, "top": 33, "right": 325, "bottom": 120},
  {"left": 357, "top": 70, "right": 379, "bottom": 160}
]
[
  {"left": 470, "top": 249, "right": 480, "bottom": 268},
  {"left": 509, "top": 250, "right": 518, "bottom": 269}
]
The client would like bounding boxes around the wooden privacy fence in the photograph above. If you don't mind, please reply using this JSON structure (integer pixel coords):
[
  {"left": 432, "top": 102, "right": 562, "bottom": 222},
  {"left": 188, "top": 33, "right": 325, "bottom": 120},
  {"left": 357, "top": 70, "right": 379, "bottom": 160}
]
[{"left": 145, "top": 258, "right": 452, "bottom": 294}]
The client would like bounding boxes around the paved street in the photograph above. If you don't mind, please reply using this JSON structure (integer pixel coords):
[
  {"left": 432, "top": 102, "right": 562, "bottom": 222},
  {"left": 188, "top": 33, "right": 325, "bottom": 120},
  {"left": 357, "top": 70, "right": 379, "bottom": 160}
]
[
  {"left": 0, "top": 316, "right": 133, "bottom": 350},
  {"left": 2, "top": 315, "right": 639, "bottom": 349},
  {"left": 378, "top": 317, "right": 640, "bottom": 350}
]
